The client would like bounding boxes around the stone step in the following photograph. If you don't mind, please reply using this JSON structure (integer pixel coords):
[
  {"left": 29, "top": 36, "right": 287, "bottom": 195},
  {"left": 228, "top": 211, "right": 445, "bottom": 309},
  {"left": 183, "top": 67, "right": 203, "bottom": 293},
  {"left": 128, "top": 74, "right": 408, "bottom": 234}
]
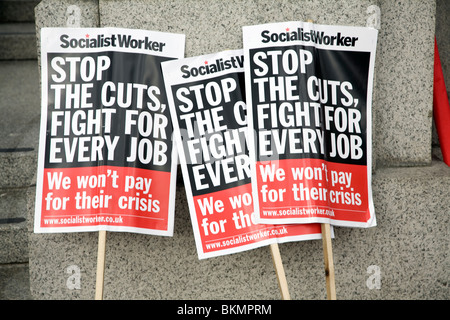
[
  {"left": 0, "top": 213, "right": 28, "bottom": 264},
  {"left": 0, "top": 60, "right": 40, "bottom": 188},
  {"left": 0, "top": 263, "right": 31, "bottom": 299},
  {"left": 0, "top": 22, "right": 37, "bottom": 60},
  {"left": 0, "top": 0, "right": 39, "bottom": 23},
  {"left": 0, "top": 60, "right": 40, "bottom": 148},
  {"left": 0, "top": 59, "right": 40, "bottom": 264}
]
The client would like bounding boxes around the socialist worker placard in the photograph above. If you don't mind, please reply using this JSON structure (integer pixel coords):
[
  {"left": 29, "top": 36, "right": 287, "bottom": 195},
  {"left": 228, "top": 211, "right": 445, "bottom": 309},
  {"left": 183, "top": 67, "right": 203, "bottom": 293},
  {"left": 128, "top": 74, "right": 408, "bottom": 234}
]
[
  {"left": 243, "top": 21, "right": 377, "bottom": 228},
  {"left": 35, "top": 27, "right": 185, "bottom": 235}
]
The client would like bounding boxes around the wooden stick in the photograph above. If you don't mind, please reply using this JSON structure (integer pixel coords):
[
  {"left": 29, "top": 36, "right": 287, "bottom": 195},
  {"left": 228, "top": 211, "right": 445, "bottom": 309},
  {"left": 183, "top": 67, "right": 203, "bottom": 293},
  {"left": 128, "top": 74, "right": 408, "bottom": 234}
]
[
  {"left": 321, "top": 223, "right": 336, "bottom": 300},
  {"left": 269, "top": 243, "right": 291, "bottom": 300},
  {"left": 95, "top": 230, "right": 107, "bottom": 300}
]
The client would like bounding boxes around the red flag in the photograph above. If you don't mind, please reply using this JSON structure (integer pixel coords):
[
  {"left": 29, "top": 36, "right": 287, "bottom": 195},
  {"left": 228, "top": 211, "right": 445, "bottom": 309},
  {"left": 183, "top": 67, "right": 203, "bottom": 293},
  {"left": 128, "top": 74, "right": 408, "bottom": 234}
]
[{"left": 433, "top": 37, "right": 450, "bottom": 166}]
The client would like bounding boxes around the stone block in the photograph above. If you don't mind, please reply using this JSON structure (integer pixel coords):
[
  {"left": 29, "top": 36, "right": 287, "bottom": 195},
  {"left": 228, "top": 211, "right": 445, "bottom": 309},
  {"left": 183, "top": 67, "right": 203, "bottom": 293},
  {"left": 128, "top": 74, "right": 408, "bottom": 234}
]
[
  {"left": 0, "top": 0, "right": 40, "bottom": 22},
  {"left": 0, "top": 263, "right": 32, "bottom": 300},
  {"left": 35, "top": 0, "right": 100, "bottom": 63},
  {"left": 35, "top": 0, "right": 99, "bottom": 29},
  {"left": 99, "top": 0, "right": 437, "bottom": 167},
  {"left": 99, "top": 0, "right": 376, "bottom": 57},
  {"left": 0, "top": 60, "right": 40, "bottom": 263},
  {"left": 0, "top": 23, "right": 37, "bottom": 60},
  {"left": 374, "top": 0, "right": 435, "bottom": 167}
]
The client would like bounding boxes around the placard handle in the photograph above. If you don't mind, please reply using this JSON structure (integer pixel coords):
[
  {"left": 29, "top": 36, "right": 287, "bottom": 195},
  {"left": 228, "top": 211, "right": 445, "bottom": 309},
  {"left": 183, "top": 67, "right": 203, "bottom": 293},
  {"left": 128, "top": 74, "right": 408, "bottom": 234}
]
[
  {"left": 95, "top": 230, "right": 107, "bottom": 300},
  {"left": 270, "top": 243, "right": 291, "bottom": 300}
]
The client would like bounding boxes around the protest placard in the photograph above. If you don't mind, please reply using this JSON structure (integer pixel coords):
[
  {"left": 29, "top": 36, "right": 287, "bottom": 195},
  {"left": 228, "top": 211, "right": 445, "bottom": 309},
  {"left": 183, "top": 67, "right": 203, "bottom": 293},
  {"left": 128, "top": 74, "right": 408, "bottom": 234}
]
[
  {"left": 162, "top": 49, "right": 323, "bottom": 260},
  {"left": 34, "top": 27, "right": 185, "bottom": 236},
  {"left": 243, "top": 21, "right": 377, "bottom": 228}
]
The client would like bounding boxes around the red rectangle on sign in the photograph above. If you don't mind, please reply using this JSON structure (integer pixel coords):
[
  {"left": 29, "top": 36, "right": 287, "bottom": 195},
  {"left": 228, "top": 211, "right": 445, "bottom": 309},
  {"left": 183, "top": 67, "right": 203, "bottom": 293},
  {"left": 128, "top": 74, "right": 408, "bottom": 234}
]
[
  {"left": 39, "top": 166, "right": 171, "bottom": 232},
  {"left": 255, "top": 158, "right": 374, "bottom": 226},
  {"left": 193, "top": 183, "right": 322, "bottom": 255}
]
